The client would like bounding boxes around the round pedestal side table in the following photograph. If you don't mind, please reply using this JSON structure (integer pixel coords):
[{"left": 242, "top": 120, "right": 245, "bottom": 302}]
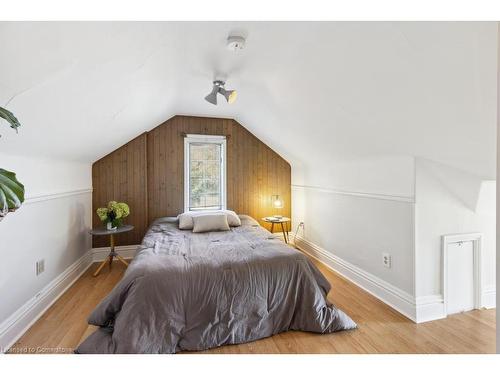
[
  {"left": 262, "top": 217, "right": 291, "bottom": 244},
  {"left": 90, "top": 224, "right": 134, "bottom": 277}
]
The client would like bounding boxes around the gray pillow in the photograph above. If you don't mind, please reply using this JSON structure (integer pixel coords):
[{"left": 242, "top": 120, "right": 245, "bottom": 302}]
[{"left": 192, "top": 214, "right": 230, "bottom": 233}]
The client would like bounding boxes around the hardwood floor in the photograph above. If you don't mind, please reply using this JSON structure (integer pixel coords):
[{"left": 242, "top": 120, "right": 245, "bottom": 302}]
[{"left": 8, "top": 257, "right": 496, "bottom": 354}]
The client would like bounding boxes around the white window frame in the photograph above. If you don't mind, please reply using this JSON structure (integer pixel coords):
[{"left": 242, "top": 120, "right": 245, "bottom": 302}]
[{"left": 184, "top": 134, "right": 227, "bottom": 212}]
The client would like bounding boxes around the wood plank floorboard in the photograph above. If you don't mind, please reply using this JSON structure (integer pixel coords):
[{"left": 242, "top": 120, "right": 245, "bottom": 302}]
[{"left": 8, "top": 256, "right": 496, "bottom": 354}]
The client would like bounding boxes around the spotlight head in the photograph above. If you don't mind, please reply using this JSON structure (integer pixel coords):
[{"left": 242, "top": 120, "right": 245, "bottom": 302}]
[
  {"left": 204, "top": 80, "right": 237, "bottom": 105},
  {"left": 220, "top": 87, "right": 238, "bottom": 104},
  {"left": 204, "top": 84, "right": 219, "bottom": 105}
]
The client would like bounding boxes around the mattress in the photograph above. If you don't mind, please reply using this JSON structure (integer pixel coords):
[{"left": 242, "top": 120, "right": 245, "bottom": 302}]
[{"left": 76, "top": 215, "right": 356, "bottom": 353}]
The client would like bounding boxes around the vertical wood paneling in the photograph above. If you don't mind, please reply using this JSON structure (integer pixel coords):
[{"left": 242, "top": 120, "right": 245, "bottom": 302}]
[
  {"left": 92, "top": 133, "right": 148, "bottom": 247},
  {"left": 92, "top": 115, "right": 291, "bottom": 246}
]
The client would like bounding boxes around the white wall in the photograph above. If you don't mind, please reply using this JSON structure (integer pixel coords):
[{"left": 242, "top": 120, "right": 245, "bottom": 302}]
[
  {"left": 292, "top": 186, "right": 415, "bottom": 295},
  {"left": 497, "top": 20, "right": 500, "bottom": 354},
  {"left": 414, "top": 159, "right": 496, "bottom": 322},
  {"left": 299, "top": 155, "right": 416, "bottom": 199},
  {"left": 291, "top": 155, "right": 416, "bottom": 303},
  {"left": 0, "top": 153, "right": 91, "bottom": 197},
  {"left": 0, "top": 152, "right": 92, "bottom": 347},
  {"left": 292, "top": 155, "right": 496, "bottom": 323}
]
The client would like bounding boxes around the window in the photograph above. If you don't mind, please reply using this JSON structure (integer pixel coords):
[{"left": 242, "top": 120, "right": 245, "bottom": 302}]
[{"left": 184, "top": 134, "right": 226, "bottom": 211}]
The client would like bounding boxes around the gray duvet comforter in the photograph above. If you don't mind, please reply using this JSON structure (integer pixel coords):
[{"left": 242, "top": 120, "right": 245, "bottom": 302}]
[{"left": 76, "top": 216, "right": 356, "bottom": 354}]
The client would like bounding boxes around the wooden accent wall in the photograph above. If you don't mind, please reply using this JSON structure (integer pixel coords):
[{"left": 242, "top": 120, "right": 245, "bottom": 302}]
[
  {"left": 92, "top": 134, "right": 148, "bottom": 247},
  {"left": 92, "top": 115, "right": 291, "bottom": 247}
]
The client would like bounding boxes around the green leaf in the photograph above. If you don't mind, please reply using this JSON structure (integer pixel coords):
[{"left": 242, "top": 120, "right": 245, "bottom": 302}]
[
  {"left": 0, "top": 106, "right": 21, "bottom": 133},
  {"left": 0, "top": 168, "right": 25, "bottom": 220}
]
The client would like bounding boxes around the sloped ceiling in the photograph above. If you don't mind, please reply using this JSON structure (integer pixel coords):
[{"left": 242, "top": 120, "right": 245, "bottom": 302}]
[{"left": 0, "top": 22, "right": 497, "bottom": 179}]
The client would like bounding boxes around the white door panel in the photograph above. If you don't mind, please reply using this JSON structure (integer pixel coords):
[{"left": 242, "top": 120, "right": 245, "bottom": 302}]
[{"left": 447, "top": 241, "right": 474, "bottom": 315}]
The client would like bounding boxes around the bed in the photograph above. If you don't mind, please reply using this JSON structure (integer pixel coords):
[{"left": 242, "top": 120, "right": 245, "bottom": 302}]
[{"left": 76, "top": 215, "right": 356, "bottom": 353}]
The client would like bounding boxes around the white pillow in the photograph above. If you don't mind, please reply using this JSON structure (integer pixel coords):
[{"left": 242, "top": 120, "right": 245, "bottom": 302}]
[
  {"left": 192, "top": 214, "right": 230, "bottom": 233},
  {"left": 178, "top": 212, "right": 198, "bottom": 230},
  {"left": 178, "top": 210, "right": 241, "bottom": 230},
  {"left": 224, "top": 210, "right": 241, "bottom": 227}
]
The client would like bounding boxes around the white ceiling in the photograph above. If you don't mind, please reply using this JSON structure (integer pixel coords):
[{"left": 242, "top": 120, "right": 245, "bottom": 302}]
[{"left": 0, "top": 22, "right": 497, "bottom": 179}]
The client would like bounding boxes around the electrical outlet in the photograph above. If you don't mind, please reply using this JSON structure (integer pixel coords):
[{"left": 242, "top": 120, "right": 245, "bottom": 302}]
[
  {"left": 382, "top": 253, "right": 391, "bottom": 268},
  {"left": 36, "top": 259, "right": 45, "bottom": 276}
]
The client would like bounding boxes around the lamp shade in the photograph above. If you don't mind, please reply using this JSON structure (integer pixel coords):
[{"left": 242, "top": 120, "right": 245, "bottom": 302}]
[
  {"left": 204, "top": 86, "right": 219, "bottom": 105},
  {"left": 220, "top": 88, "right": 237, "bottom": 104},
  {"left": 271, "top": 195, "right": 284, "bottom": 209}
]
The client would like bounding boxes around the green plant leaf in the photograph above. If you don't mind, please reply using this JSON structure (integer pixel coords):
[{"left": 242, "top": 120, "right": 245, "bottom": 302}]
[
  {"left": 0, "top": 168, "right": 25, "bottom": 220},
  {"left": 0, "top": 106, "right": 21, "bottom": 133}
]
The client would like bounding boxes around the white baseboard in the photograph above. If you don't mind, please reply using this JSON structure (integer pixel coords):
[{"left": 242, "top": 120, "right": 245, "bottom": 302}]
[
  {"left": 481, "top": 285, "right": 496, "bottom": 309},
  {"left": 415, "top": 295, "right": 446, "bottom": 323},
  {"left": 291, "top": 234, "right": 418, "bottom": 322},
  {"left": 291, "top": 234, "right": 495, "bottom": 324},
  {"left": 92, "top": 245, "right": 139, "bottom": 262},
  {"left": 414, "top": 287, "right": 496, "bottom": 323},
  {"left": 0, "top": 251, "right": 94, "bottom": 353}
]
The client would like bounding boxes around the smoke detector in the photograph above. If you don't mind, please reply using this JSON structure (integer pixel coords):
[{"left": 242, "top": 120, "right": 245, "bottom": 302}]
[{"left": 226, "top": 36, "right": 245, "bottom": 51}]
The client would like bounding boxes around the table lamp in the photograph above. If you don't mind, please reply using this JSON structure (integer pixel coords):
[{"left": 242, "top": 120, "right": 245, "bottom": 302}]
[{"left": 271, "top": 195, "right": 284, "bottom": 219}]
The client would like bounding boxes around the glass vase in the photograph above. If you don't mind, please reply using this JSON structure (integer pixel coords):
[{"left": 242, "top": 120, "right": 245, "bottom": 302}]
[{"left": 106, "top": 221, "right": 117, "bottom": 231}]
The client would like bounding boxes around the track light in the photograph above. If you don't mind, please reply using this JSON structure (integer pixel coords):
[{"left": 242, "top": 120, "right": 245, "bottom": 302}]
[{"left": 205, "top": 80, "right": 237, "bottom": 105}]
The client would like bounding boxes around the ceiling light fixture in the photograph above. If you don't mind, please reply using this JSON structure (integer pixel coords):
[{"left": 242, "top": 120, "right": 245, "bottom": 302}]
[{"left": 204, "top": 80, "right": 237, "bottom": 105}]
